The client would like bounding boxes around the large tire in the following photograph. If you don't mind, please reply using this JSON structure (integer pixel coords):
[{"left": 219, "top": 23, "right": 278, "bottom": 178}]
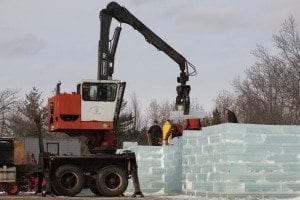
[
  {"left": 51, "top": 182, "right": 60, "bottom": 196},
  {"left": 95, "top": 166, "right": 128, "bottom": 197},
  {"left": 52, "top": 165, "right": 84, "bottom": 196},
  {"left": 90, "top": 182, "right": 102, "bottom": 196}
]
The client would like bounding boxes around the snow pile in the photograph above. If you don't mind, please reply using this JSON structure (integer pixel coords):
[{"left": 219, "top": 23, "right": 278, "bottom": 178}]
[{"left": 123, "top": 123, "right": 300, "bottom": 198}]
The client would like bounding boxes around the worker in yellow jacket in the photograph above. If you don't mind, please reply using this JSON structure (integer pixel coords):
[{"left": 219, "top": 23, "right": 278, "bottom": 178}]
[{"left": 162, "top": 119, "right": 172, "bottom": 145}]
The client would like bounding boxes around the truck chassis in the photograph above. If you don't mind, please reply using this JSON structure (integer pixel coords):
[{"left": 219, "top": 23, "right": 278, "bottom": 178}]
[
  {"left": 43, "top": 152, "right": 140, "bottom": 197},
  {"left": 0, "top": 151, "right": 141, "bottom": 197}
]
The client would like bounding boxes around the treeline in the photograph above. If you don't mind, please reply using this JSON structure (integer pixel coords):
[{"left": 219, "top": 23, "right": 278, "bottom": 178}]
[
  {"left": 213, "top": 17, "right": 300, "bottom": 125},
  {"left": 0, "top": 88, "right": 46, "bottom": 137}
]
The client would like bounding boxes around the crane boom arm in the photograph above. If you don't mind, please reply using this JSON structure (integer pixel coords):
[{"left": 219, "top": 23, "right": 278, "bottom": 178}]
[{"left": 98, "top": 1, "right": 193, "bottom": 114}]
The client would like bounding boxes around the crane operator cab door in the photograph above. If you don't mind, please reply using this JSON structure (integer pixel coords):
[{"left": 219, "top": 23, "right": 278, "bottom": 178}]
[{"left": 80, "top": 80, "right": 123, "bottom": 122}]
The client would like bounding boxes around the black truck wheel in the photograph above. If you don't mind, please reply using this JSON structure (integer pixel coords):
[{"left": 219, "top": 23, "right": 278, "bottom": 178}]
[
  {"left": 95, "top": 166, "right": 128, "bottom": 197},
  {"left": 52, "top": 165, "right": 84, "bottom": 196},
  {"left": 90, "top": 182, "right": 102, "bottom": 196},
  {"left": 51, "top": 182, "right": 60, "bottom": 196}
]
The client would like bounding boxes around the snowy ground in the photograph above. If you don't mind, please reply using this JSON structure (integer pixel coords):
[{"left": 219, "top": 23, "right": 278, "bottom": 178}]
[
  {"left": 1, "top": 195, "right": 300, "bottom": 200},
  {"left": 1, "top": 191, "right": 299, "bottom": 200}
]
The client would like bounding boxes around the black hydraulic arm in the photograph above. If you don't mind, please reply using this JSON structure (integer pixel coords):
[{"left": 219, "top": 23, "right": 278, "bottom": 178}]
[{"left": 98, "top": 1, "right": 196, "bottom": 114}]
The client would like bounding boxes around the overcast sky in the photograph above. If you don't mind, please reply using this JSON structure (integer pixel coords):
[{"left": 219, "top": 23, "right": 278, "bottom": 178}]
[{"left": 0, "top": 0, "right": 299, "bottom": 112}]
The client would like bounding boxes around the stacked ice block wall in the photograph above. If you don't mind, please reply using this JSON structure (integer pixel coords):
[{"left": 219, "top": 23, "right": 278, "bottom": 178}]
[
  {"left": 123, "top": 137, "right": 182, "bottom": 194},
  {"left": 123, "top": 123, "right": 300, "bottom": 197},
  {"left": 182, "top": 123, "right": 300, "bottom": 197}
]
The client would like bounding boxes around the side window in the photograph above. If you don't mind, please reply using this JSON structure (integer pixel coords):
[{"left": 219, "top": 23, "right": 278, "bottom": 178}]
[
  {"left": 82, "top": 84, "right": 90, "bottom": 101},
  {"left": 76, "top": 84, "right": 81, "bottom": 94},
  {"left": 106, "top": 84, "right": 117, "bottom": 101}
]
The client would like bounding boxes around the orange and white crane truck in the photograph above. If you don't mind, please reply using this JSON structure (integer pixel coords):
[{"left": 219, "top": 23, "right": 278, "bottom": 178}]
[{"left": 0, "top": 1, "right": 195, "bottom": 197}]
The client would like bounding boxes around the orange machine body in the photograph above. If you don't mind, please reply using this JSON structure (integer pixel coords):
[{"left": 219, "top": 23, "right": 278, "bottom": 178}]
[
  {"left": 185, "top": 118, "right": 202, "bottom": 130},
  {"left": 48, "top": 93, "right": 114, "bottom": 132}
]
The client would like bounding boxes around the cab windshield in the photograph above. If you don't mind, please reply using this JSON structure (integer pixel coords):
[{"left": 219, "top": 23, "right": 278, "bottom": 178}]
[{"left": 82, "top": 82, "right": 117, "bottom": 102}]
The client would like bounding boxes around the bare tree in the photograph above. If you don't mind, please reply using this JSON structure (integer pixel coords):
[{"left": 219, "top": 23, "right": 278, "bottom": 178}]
[
  {"left": 190, "top": 98, "right": 202, "bottom": 109},
  {"left": 273, "top": 17, "right": 300, "bottom": 124},
  {"left": 146, "top": 99, "right": 174, "bottom": 126},
  {"left": 0, "top": 89, "right": 19, "bottom": 136},
  {"left": 147, "top": 99, "right": 161, "bottom": 124},
  {"left": 130, "top": 93, "right": 142, "bottom": 132},
  {"left": 214, "top": 90, "right": 236, "bottom": 123},
  {"left": 232, "top": 17, "right": 300, "bottom": 124},
  {"left": 159, "top": 101, "right": 173, "bottom": 123}
]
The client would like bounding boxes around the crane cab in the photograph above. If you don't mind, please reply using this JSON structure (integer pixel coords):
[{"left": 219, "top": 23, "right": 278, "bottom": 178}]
[
  {"left": 80, "top": 80, "right": 119, "bottom": 122},
  {"left": 48, "top": 79, "right": 125, "bottom": 133}
]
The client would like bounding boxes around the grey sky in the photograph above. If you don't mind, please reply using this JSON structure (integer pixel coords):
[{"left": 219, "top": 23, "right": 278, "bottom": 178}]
[{"left": 0, "top": 0, "right": 299, "bottom": 112}]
